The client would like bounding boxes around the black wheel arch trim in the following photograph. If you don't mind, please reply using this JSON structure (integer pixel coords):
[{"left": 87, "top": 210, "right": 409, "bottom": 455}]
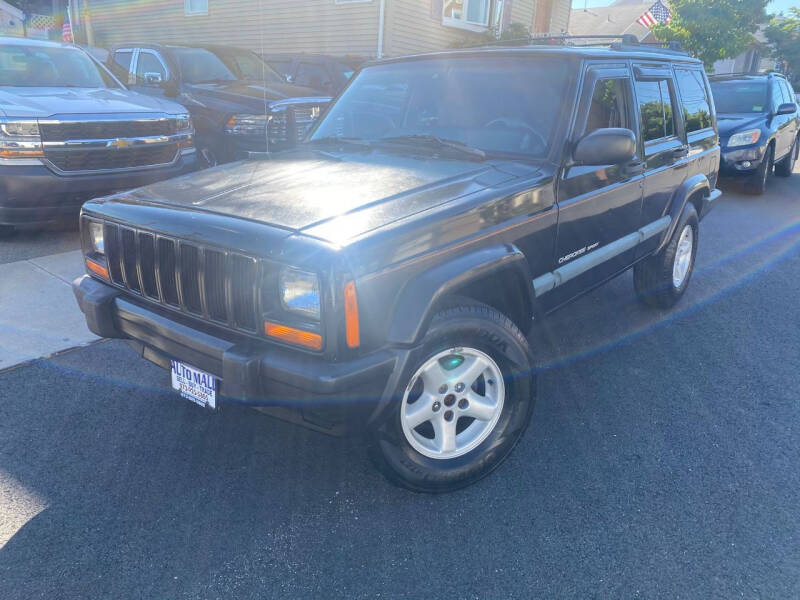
[
  {"left": 657, "top": 173, "right": 712, "bottom": 253},
  {"left": 386, "top": 244, "right": 537, "bottom": 346}
]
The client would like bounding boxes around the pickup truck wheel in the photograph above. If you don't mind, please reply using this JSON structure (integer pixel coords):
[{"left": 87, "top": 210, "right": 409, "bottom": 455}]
[
  {"left": 774, "top": 136, "right": 798, "bottom": 177},
  {"left": 371, "top": 302, "right": 535, "bottom": 493},
  {"left": 199, "top": 147, "right": 218, "bottom": 168},
  {"left": 633, "top": 203, "right": 699, "bottom": 309},
  {"left": 745, "top": 145, "right": 774, "bottom": 194}
]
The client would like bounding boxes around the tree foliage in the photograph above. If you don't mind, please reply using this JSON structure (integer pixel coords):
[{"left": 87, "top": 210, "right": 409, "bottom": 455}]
[
  {"left": 765, "top": 8, "right": 800, "bottom": 85},
  {"left": 650, "top": 0, "right": 768, "bottom": 70}
]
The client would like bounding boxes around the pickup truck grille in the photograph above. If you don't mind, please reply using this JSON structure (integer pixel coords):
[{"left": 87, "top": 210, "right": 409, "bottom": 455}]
[
  {"left": 46, "top": 145, "right": 178, "bottom": 173},
  {"left": 268, "top": 105, "right": 322, "bottom": 147},
  {"left": 102, "top": 222, "right": 261, "bottom": 333},
  {"left": 40, "top": 119, "right": 177, "bottom": 142}
]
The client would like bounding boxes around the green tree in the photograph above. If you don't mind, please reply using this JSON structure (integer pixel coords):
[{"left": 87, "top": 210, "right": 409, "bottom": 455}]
[
  {"left": 650, "top": 0, "right": 768, "bottom": 70},
  {"left": 765, "top": 8, "right": 800, "bottom": 85}
]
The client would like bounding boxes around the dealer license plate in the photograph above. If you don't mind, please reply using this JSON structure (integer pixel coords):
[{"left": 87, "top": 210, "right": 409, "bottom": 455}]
[{"left": 170, "top": 360, "right": 217, "bottom": 409}]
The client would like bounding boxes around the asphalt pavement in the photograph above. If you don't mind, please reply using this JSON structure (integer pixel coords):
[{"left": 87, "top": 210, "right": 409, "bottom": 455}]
[{"left": 1, "top": 173, "right": 799, "bottom": 599}]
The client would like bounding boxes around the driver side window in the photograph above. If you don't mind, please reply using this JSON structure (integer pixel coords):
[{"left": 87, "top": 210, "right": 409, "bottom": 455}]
[
  {"left": 585, "top": 78, "right": 633, "bottom": 135},
  {"left": 136, "top": 52, "right": 166, "bottom": 85}
]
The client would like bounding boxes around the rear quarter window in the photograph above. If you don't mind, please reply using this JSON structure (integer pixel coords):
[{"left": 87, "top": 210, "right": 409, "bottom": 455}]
[{"left": 675, "top": 68, "right": 712, "bottom": 132}]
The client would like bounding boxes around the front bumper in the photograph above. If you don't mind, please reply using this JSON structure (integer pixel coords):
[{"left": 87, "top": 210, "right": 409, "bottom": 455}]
[
  {"left": 73, "top": 275, "right": 399, "bottom": 433},
  {"left": 0, "top": 152, "right": 199, "bottom": 227},
  {"left": 719, "top": 145, "right": 767, "bottom": 174}
]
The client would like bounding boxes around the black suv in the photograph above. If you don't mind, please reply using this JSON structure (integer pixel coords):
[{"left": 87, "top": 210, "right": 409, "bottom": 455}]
[
  {"left": 74, "top": 39, "right": 721, "bottom": 492},
  {"left": 107, "top": 43, "right": 331, "bottom": 165},
  {"left": 709, "top": 73, "right": 799, "bottom": 194}
]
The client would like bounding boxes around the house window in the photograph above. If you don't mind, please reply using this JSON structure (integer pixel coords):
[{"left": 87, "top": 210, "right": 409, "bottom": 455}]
[
  {"left": 185, "top": 0, "right": 208, "bottom": 15},
  {"left": 443, "top": 0, "right": 496, "bottom": 30}
]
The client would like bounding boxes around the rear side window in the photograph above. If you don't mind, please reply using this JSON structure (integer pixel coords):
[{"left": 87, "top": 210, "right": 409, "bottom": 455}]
[
  {"left": 584, "top": 78, "right": 632, "bottom": 134},
  {"left": 635, "top": 79, "right": 675, "bottom": 142},
  {"left": 675, "top": 68, "right": 712, "bottom": 132}
]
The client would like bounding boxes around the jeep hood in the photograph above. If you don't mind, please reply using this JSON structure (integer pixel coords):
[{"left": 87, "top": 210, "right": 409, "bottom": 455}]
[
  {"left": 91, "top": 149, "right": 531, "bottom": 242},
  {"left": 0, "top": 86, "right": 186, "bottom": 119}
]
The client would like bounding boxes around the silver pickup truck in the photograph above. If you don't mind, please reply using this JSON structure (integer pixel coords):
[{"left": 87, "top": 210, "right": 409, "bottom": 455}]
[{"left": 0, "top": 37, "right": 198, "bottom": 233}]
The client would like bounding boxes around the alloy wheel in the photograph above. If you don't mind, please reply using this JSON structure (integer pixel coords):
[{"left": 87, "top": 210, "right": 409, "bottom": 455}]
[
  {"left": 672, "top": 224, "right": 694, "bottom": 289},
  {"left": 400, "top": 347, "right": 505, "bottom": 460}
]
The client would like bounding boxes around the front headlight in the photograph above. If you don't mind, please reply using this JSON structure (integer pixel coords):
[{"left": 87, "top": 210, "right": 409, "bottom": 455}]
[
  {"left": 88, "top": 221, "right": 105, "bottom": 255},
  {"left": 224, "top": 114, "right": 269, "bottom": 136},
  {"left": 279, "top": 267, "right": 321, "bottom": 321},
  {"left": 0, "top": 119, "right": 43, "bottom": 159},
  {"left": 175, "top": 114, "right": 193, "bottom": 132},
  {"left": 727, "top": 129, "right": 761, "bottom": 147}
]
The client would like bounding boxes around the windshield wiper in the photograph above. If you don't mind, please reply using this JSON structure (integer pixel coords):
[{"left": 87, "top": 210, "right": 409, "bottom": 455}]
[
  {"left": 305, "top": 136, "right": 372, "bottom": 149},
  {"left": 377, "top": 134, "right": 486, "bottom": 160}
]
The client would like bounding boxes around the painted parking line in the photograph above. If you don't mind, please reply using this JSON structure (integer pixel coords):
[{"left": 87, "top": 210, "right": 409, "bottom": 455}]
[{"left": 0, "top": 250, "right": 97, "bottom": 371}]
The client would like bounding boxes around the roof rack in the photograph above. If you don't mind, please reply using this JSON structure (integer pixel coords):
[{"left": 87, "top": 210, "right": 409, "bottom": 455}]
[{"left": 474, "top": 34, "right": 689, "bottom": 56}]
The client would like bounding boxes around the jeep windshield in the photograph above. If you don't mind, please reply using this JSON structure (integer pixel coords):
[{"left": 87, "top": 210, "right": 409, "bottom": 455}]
[
  {"left": 710, "top": 80, "right": 769, "bottom": 114},
  {"left": 309, "top": 56, "right": 569, "bottom": 158},
  {"left": 0, "top": 43, "right": 119, "bottom": 88}
]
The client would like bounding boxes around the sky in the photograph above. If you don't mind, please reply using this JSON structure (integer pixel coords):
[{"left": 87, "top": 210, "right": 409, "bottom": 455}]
[{"left": 570, "top": 0, "right": 797, "bottom": 15}]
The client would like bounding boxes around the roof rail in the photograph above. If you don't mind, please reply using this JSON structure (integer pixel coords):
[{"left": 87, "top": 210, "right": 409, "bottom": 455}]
[{"left": 469, "top": 33, "right": 689, "bottom": 56}]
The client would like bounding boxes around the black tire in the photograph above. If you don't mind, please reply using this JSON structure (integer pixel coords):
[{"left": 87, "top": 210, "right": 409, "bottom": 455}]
[
  {"left": 745, "top": 144, "right": 774, "bottom": 194},
  {"left": 199, "top": 146, "right": 218, "bottom": 168},
  {"left": 370, "top": 302, "right": 535, "bottom": 493},
  {"left": 774, "top": 136, "right": 798, "bottom": 177},
  {"left": 634, "top": 203, "right": 699, "bottom": 309}
]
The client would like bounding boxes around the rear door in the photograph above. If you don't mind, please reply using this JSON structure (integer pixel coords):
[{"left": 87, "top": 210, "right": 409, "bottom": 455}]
[
  {"left": 633, "top": 65, "right": 688, "bottom": 258},
  {"left": 546, "top": 63, "right": 644, "bottom": 310},
  {"left": 673, "top": 66, "right": 718, "bottom": 187}
]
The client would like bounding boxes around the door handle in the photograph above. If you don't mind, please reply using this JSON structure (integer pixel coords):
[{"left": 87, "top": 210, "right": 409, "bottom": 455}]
[
  {"left": 673, "top": 146, "right": 689, "bottom": 158},
  {"left": 624, "top": 161, "right": 646, "bottom": 175}
]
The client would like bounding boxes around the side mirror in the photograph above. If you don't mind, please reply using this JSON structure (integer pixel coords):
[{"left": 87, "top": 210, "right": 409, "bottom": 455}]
[
  {"left": 144, "top": 72, "right": 163, "bottom": 85},
  {"left": 776, "top": 102, "right": 797, "bottom": 116},
  {"left": 573, "top": 128, "right": 637, "bottom": 165},
  {"left": 285, "top": 74, "right": 294, "bottom": 83},
  {"left": 161, "top": 79, "right": 179, "bottom": 97}
]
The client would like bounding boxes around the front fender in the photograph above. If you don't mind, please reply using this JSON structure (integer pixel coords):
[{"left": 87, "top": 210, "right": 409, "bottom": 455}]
[
  {"left": 657, "top": 173, "right": 710, "bottom": 253},
  {"left": 386, "top": 244, "right": 535, "bottom": 345}
]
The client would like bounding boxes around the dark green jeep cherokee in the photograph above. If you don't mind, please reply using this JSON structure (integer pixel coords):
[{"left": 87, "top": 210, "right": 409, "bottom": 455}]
[{"left": 74, "top": 38, "right": 721, "bottom": 492}]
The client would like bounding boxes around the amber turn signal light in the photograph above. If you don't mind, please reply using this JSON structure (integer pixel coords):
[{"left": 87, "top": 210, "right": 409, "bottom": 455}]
[
  {"left": 86, "top": 258, "right": 109, "bottom": 280},
  {"left": 344, "top": 281, "right": 360, "bottom": 348},
  {"left": 264, "top": 322, "right": 323, "bottom": 350}
]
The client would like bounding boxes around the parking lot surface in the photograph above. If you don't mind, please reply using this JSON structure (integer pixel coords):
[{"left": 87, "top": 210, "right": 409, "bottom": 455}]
[{"left": 1, "top": 173, "right": 799, "bottom": 598}]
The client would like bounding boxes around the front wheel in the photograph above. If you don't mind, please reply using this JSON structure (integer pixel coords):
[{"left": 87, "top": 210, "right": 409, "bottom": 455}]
[
  {"left": 371, "top": 302, "right": 535, "bottom": 493},
  {"left": 745, "top": 145, "right": 774, "bottom": 194},
  {"left": 774, "top": 136, "right": 798, "bottom": 177},
  {"left": 634, "top": 203, "right": 699, "bottom": 309}
]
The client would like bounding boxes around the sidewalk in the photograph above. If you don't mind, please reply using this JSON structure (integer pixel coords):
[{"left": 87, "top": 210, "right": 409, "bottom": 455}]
[{"left": 0, "top": 250, "right": 98, "bottom": 371}]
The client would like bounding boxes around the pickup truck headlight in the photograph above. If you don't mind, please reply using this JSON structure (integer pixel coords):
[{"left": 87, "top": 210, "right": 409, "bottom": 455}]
[
  {"left": 88, "top": 221, "right": 105, "bottom": 255},
  {"left": 175, "top": 114, "right": 193, "bottom": 132},
  {"left": 224, "top": 114, "right": 269, "bottom": 136},
  {"left": 727, "top": 129, "right": 761, "bottom": 147},
  {"left": 0, "top": 119, "right": 44, "bottom": 159},
  {"left": 279, "top": 267, "right": 321, "bottom": 321}
]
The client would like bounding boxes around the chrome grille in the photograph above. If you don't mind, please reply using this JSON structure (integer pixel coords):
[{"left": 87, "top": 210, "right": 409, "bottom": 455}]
[
  {"left": 40, "top": 119, "right": 177, "bottom": 142},
  {"left": 101, "top": 221, "right": 262, "bottom": 333},
  {"left": 46, "top": 145, "right": 178, "bottom": 173}
]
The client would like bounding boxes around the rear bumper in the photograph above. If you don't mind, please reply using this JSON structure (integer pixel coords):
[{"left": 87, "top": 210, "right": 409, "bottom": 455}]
[
  {"left": 73, "top": 275, "right": 399, "bottom": 433},
  {"left": 0, "top": 153, "right": 199, "bottom": 227}
]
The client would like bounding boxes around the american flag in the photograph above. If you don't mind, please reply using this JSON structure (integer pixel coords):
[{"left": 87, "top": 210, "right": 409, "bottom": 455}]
[
  {"left": 62, "top": 3, "right": 73, "bottom": 43},
  {"left": 636, "top": 1, "right": 672, "bottom": 29}
]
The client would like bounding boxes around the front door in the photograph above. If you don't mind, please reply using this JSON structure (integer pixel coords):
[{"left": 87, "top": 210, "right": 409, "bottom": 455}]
[{"left": 544, "top": 64, "right": 644, "bottom": 311}]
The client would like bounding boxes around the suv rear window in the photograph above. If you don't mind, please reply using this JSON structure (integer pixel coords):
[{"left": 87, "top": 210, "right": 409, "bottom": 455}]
[
  {"left": 311, "top": 56, "right": 570, "bottom": 158},
  {"left": 675, "top": 68, "right": 712, "bottom": 132},
  {"left": 709, "top": 80, "right": 768, "bottom": 114}
]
